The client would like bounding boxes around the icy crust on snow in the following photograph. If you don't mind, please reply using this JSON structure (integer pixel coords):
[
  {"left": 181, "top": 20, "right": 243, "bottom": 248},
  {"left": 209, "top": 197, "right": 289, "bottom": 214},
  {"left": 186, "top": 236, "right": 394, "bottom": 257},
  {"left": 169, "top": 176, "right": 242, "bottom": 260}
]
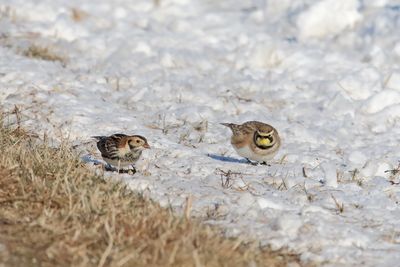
[{"left": 1, "top": 0, "right": 400, "bottom": 265}]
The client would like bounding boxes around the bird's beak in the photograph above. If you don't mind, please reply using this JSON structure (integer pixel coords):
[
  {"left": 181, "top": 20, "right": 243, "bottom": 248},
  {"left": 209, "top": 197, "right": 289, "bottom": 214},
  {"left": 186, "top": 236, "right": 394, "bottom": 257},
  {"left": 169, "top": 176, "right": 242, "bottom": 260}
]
[{"left": 143, "top": 143, "right": 150, "bottom": 149}]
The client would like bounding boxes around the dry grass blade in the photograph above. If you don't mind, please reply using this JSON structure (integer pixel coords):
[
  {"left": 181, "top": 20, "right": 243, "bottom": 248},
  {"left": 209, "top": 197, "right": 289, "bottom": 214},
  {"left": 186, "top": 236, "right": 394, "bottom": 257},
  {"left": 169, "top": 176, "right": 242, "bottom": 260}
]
[
  {"left": 0, "top": 116, "right": 305, "bottom": 267},
  {"left": 331, "top": 194, "right": 344, "bottom": 213},
  {"left": 22, "top": 45, "right": 66, "bottom": 64}
]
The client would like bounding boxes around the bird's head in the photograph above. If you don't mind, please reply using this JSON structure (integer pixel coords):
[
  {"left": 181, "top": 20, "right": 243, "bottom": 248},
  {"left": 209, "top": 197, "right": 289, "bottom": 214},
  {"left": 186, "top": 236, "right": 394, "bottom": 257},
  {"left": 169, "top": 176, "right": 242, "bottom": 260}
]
[{"left": 127, "top": 135, "right": 150, "bottom": 151}]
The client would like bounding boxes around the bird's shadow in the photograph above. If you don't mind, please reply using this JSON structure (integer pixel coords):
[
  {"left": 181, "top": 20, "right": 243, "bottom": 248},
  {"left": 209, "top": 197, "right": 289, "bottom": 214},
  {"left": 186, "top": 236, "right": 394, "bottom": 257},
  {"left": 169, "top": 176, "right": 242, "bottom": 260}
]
[
  {"left": 80, "top": 154, "right": 136, "bottom": 174},
  {"left": 206, "top": 153, "right": 250, "bottom": 164},
  {"left": 81, "top": 154, "right": 103, "bottom": 165}
]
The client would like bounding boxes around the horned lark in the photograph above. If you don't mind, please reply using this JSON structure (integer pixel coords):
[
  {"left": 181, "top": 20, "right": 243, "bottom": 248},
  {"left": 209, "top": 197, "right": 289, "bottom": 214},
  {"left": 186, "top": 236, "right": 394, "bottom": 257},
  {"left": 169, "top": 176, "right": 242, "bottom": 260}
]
[
  {"left": 92, "top": 134, "right": 150, "bottom": 173},
  {"left": 221, "top": 121, "right": 280, "bottom": 165}
]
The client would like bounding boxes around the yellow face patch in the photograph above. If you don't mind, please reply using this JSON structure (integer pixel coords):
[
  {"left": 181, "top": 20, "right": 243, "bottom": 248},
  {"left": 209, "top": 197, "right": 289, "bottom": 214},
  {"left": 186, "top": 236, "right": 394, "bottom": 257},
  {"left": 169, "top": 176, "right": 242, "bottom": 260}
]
[{"left": 256, "top": 137, "right": 272, "bottom": 146}]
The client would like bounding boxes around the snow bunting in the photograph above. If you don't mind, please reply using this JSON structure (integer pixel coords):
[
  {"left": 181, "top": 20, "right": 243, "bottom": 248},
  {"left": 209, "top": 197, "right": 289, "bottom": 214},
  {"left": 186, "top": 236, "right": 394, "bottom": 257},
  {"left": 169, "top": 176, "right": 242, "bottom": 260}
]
[
  {"left": 221, "top": 121, "right": 280, "bottom": 165},
  {"left": 92, "top": 134, "right": 150, "bottom": 172}
]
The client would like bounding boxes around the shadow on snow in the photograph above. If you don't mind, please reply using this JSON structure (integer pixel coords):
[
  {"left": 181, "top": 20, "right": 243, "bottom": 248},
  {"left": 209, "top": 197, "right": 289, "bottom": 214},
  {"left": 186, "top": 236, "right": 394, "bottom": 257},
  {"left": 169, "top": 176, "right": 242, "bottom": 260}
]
[{"left": 206, "top": 153, "right": 250, "bottom": 164}]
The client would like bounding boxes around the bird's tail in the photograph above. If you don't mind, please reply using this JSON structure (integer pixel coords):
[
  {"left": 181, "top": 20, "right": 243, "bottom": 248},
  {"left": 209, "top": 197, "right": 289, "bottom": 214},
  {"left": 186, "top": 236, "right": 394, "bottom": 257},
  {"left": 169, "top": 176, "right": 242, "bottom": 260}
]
[
  {"left": 220, "top": 123, "right": 234, "bottom": 128},
  {"left": 220, "top": 123, "right": 238, "bottom": 132},
  {"left": 220, "top": 123, "right": 242, "bottom": 135},
  {"left": 91, "top": 135, "right": 106, "bottom": 140}
]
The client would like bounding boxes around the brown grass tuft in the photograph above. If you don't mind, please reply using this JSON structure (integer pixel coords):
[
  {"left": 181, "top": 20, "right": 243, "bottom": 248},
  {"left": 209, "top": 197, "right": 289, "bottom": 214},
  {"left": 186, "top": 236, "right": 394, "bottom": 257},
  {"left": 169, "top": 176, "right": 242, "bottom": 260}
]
[
  {"left": 0, "top": 117, "right": 303, "bottom": 267},
  {"left": 71, "top": 8, "right": 89, "bottom": 22},
  {"left": 22, "top": 45, "right": 66, "bottom": 64}
]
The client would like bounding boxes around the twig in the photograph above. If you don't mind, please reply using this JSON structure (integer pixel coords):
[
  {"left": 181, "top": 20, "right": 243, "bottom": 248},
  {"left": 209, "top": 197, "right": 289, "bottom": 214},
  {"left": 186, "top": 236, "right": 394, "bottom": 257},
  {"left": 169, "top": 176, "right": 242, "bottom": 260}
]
[
  {"left": 331, "top": 194, "right": 344, "bottom": 213},
  {"left": 185, "top": 195, "right": 193, "bottom": 220}
]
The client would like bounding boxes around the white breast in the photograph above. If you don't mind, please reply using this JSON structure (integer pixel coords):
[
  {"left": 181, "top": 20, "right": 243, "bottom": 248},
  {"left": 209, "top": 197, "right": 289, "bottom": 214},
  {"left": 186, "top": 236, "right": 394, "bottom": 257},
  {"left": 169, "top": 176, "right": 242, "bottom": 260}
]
[{"left": 234, "top": 145, "right": 277, "bottom": 162}]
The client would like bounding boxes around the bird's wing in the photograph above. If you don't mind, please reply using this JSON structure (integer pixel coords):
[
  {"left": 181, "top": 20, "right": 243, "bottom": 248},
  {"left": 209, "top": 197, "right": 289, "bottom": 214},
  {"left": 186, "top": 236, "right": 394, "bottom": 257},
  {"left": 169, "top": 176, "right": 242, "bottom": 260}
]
[{"left": 94, "top": 137, "right": 118, "bottom": 158}]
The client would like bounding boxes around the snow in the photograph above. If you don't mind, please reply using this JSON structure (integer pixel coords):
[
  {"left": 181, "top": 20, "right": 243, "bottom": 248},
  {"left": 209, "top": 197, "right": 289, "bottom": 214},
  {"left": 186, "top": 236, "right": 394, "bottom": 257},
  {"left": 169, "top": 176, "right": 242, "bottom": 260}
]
[
  {"left": 297, "top": 0, "right": 362, "bottom": 40},
  {"left": 1, "top": 0, "right": 400, "bottom": 266}
]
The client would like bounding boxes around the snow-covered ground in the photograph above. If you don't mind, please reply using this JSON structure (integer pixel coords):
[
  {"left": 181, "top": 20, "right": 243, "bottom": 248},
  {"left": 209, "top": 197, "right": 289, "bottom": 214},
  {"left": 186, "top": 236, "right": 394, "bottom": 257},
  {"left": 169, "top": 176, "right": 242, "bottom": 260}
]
[{"left": 1, "top": 0, "right": 400, "bottom": 265}]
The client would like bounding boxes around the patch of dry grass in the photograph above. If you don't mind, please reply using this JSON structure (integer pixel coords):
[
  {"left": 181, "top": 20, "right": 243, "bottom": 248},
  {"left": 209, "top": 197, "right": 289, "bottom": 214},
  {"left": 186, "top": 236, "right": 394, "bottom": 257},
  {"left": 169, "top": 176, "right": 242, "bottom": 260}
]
[
  {"left": 22, "top": 45, "right": 66, "bottom": 64},
  {"left": 0, "top": 118, "right": 303, "bottom": 267}
]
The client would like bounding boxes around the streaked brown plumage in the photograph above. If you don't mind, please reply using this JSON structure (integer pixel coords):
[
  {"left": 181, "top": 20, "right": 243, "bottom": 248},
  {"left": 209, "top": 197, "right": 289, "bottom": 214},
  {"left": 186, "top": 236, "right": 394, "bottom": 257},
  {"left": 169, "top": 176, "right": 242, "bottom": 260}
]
[
  {"left": 221, "top": 121, "right": 280, "bottom": 164},
  {"left": 92, "top": 134, "right": 150, "bottom": 170}
]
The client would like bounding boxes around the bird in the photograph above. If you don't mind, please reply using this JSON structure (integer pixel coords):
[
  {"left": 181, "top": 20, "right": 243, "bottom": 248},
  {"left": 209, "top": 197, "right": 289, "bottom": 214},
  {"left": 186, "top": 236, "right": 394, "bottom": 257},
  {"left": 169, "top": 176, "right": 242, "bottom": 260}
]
[
  {"left": 221, "top": 121, "right": 280, "bottom": 165},
  {"left": 92, "top": 134, "right": 150, "bottom": 173}
]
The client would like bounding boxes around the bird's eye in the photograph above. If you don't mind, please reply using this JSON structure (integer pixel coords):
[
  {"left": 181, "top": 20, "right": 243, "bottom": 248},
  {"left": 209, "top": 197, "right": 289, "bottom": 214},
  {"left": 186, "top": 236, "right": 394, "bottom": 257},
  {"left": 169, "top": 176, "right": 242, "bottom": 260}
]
[{"left": 136, "top": 140, "right": 140, "bottom": 143}]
